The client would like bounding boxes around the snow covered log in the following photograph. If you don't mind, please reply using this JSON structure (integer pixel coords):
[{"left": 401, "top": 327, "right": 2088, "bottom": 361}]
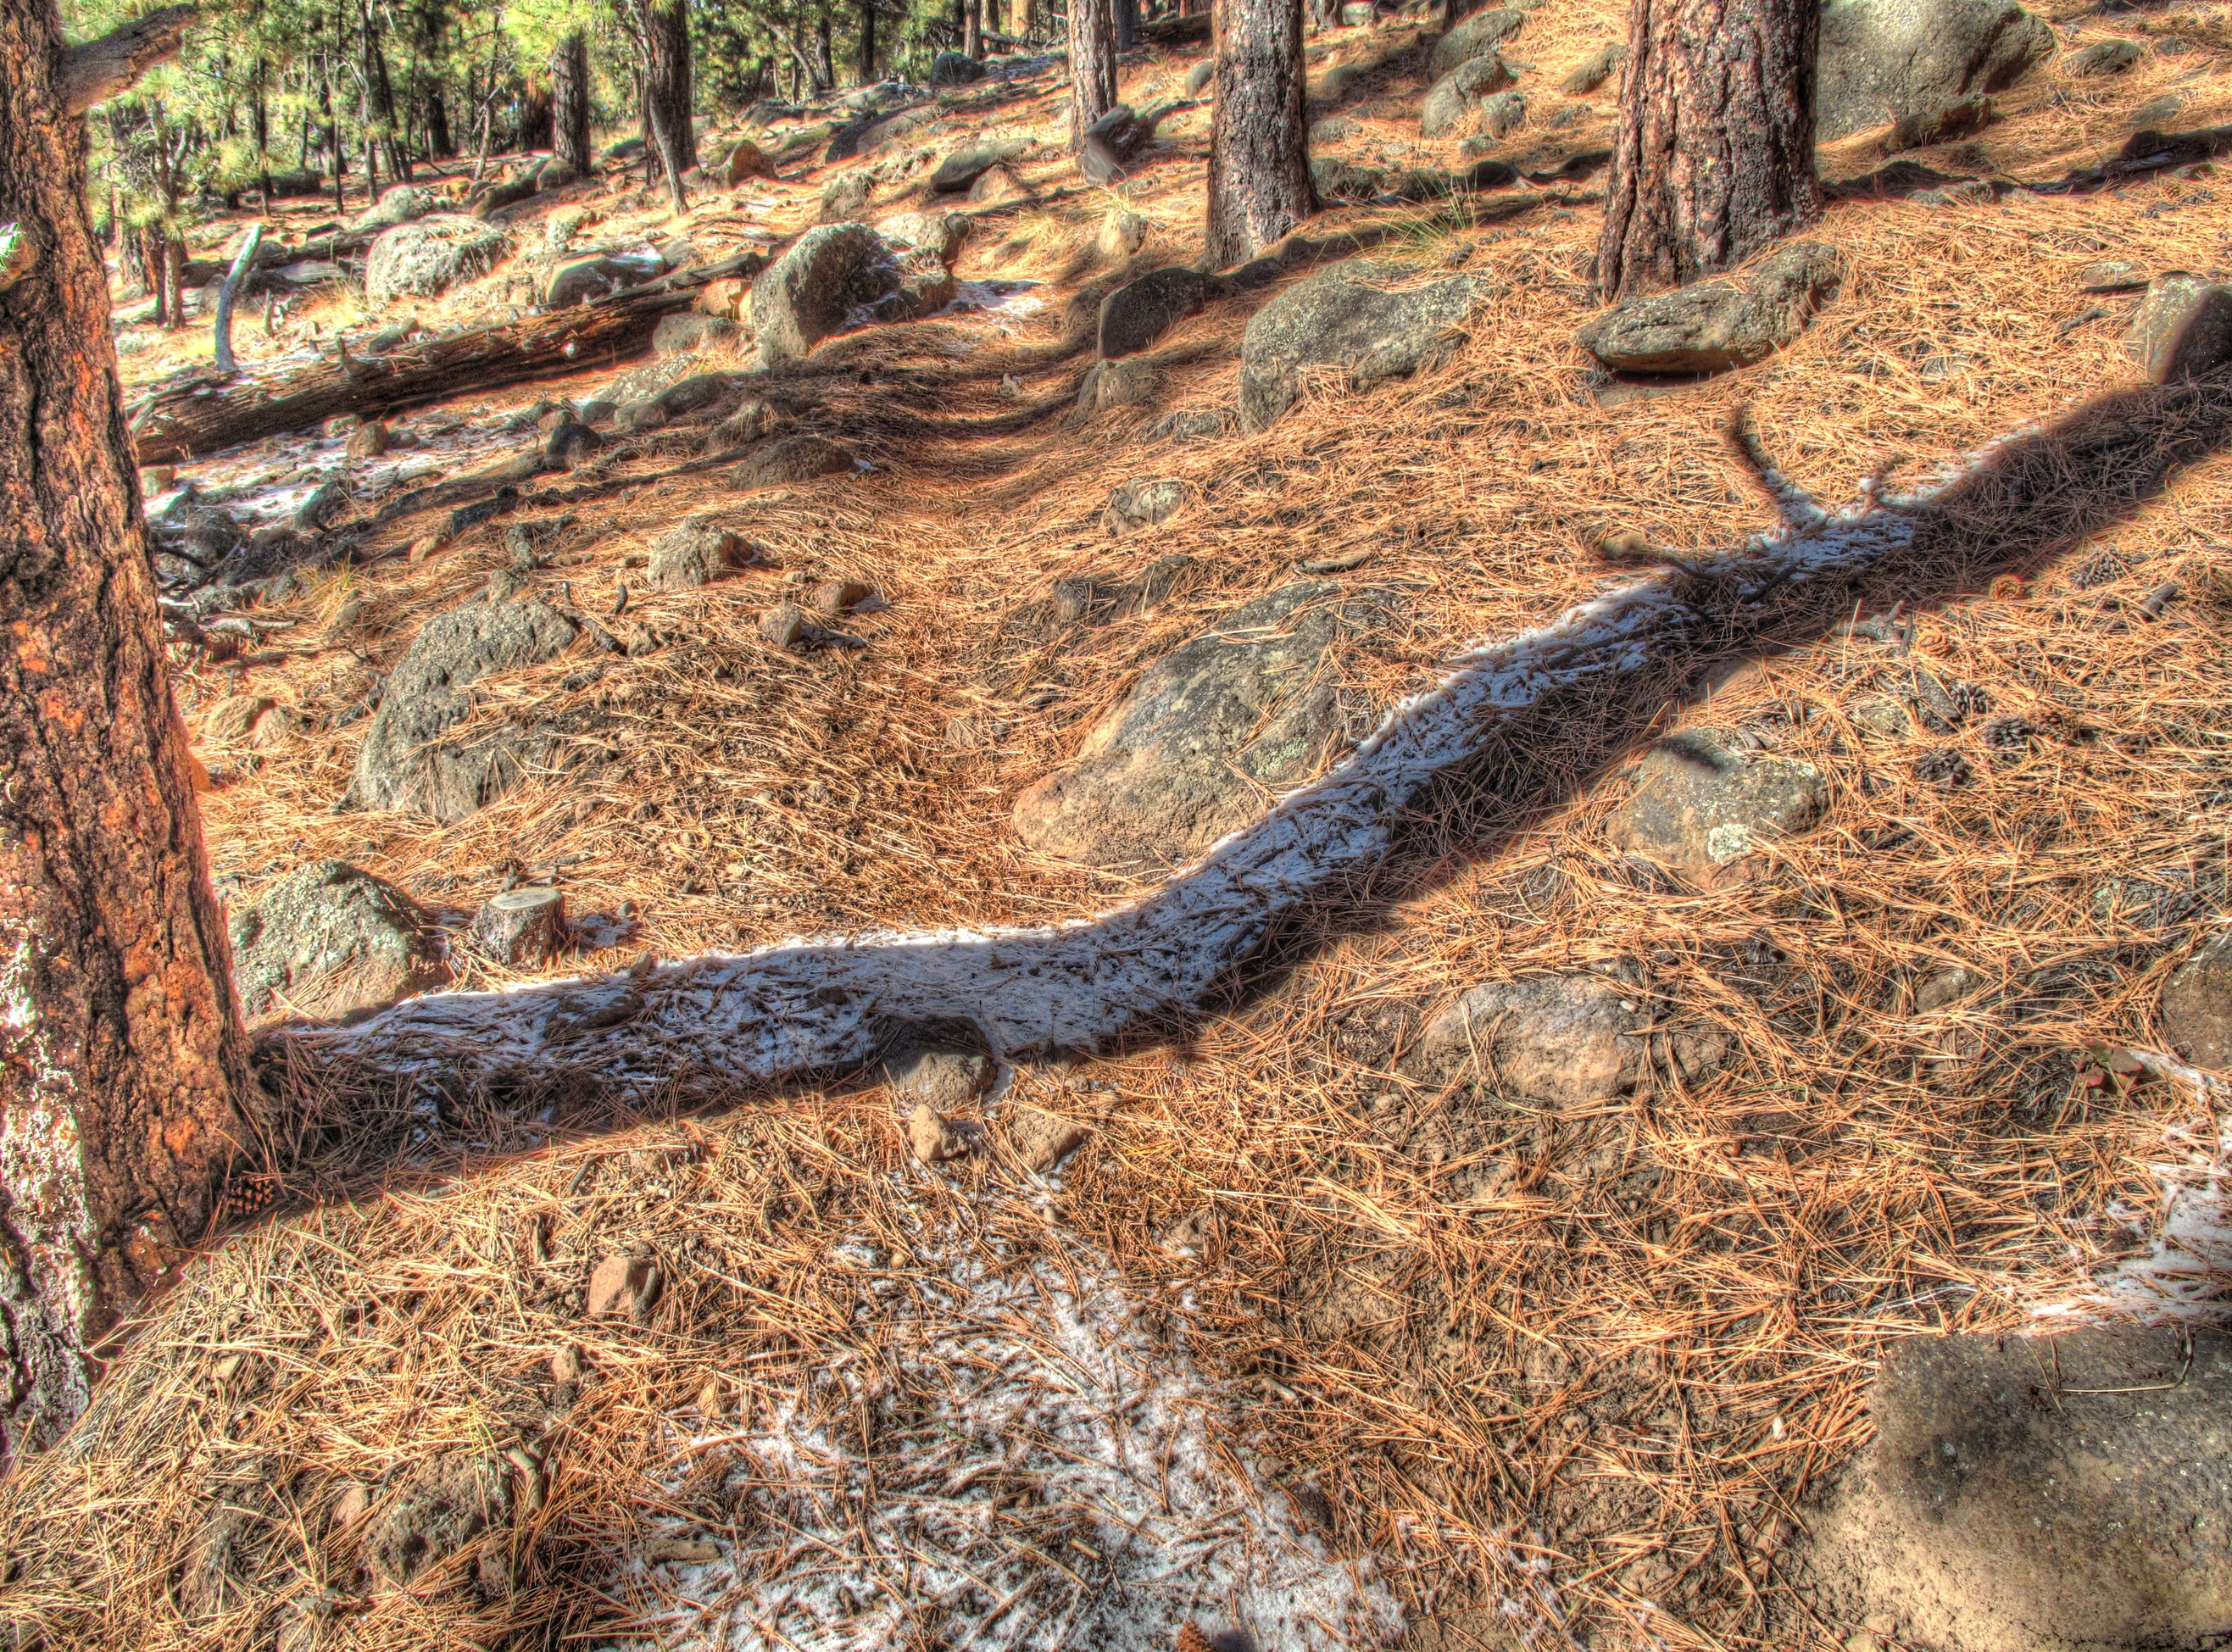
[{"left": 275, "top": 379, "right": 2232, "bottom": 1109}]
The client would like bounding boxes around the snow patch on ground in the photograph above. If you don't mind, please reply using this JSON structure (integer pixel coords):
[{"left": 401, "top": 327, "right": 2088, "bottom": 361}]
[{"left": 610, "top": 1227, "right": 1403, "bottom": 1652}]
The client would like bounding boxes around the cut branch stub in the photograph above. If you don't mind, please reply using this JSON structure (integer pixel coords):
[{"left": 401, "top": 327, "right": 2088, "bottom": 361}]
[
  {"left": 469, "top": 887, "right": 568, "bottom": 967},
  {"left": 60, "top": 5, "right": 198, "bottom": 115}
]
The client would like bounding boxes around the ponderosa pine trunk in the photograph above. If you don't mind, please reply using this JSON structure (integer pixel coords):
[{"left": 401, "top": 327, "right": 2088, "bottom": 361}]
[
  {"left": 964, "top": 0, "right": 982, "bottom": 58},
  {"left": 857, "top": 0, "right": 876, "bottom": 82},
  {"left": 553, "top": 30, "right": 592, "bottom": 177},
  {"left": 0, "top": 0, "right": 252, "bottom": 1471},
  {"left": 1115, "top": 0, "right": 1141, "bottom": 52},
  {"left": 1595, "top": 0, "right": 1821, "bottom": 301},
  {"left": 1205, "top": 0, "right": 1312, "bottom": 267},
  {"left": 1067, "top": 0, "right": 1116, "bottom": 149},
  {"left": 643, "top": 0, "right": 694, "bottom": 211}
]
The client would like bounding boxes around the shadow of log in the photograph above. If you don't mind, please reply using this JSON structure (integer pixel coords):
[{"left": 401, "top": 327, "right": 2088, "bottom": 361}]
[{"left": 258, "top": 373, "right": 2232, "bottom": 1160}]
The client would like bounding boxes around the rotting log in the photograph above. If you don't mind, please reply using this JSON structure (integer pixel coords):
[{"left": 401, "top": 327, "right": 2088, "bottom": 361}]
[{"left": 131, "top": 251, "right": 766, "bottom": 464}]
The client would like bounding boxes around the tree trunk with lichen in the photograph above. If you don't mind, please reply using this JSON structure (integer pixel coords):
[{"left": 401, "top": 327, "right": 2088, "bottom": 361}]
[
  {"left": 0, "top": 0, "right": 251, "bottom": 1470},
  {"left": 1596, "top": 0, "right": 1820, "bottom": 301},
  {"left": 1205, "top": 0, "right": 1313, "bottom": 268}
]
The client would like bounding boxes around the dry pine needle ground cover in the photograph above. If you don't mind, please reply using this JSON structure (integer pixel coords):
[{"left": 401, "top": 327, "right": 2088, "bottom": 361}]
[{"left": 14, "top": 4, "right": 2232, "bottom": 1649}]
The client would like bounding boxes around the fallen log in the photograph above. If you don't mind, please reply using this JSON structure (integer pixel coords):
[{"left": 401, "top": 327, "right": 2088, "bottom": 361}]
[{"left": 130, "top": 251, "right": 765, "bottom": 464}]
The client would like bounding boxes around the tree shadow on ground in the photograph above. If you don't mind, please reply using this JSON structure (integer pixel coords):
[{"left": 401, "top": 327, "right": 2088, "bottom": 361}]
[{"left": 252, "top": 370, "right": 2232, "bottom": 1185}]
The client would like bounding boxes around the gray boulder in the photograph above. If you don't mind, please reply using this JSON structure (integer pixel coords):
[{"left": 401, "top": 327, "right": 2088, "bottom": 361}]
[
  {"left": 1238, "top": 259, "right": 1482, "bottom": 432},
  {"left": 365, "top": 214, "right": 508, "bottom": 307},
  {"left": 1077, "top": 357, "right": 1164, "bottom": 416},
  {"left": 749, "top": 223, "right": 954, "bottom": 364},
  {"left": 931, "top": 139, "right": 1025, "bottom": 193},
  {"left": 1603, "top": 727, "right": 1827, "bottom": 887},
  {"left": 353, "top": 182, "right": 435, "bottom": 232},
  {"left": 228, "top": 860, "right": 449, "bottom": 1022},
  {"left": 343, "top": 598, "right": 579, "bottom": 821},
  {"left": 714, "top": 137, "right": 776, "bottom": 185},
  {"left": 1422, "top": 54, "right": 1517, "bottom": 139},
  {"left": 1186, "top": 58, "right": 1216, "bottom": 97},
  {"left": 545, "top": 251, "right": 663, "bottom": 308},
  {"left": 929, "top": 49, "right": 987, "bottom": 86},
  {"left": 1480, "top": 89, "right": 1527, "bottom": 138},
  {"left": 648, "top": 517, "right": 753, "bottom": 590},
  {"left": 1427, "top": 7, "right": 1526, "bottom": 78},
  {"left": 2127, "top": 275, "right": 2232, "bottom": 385},
  {"left": 1407, "top": 973, "right": 1728, "bottom": 1103},
  {"left": 1816, "top": 0, "right": 2056, "bottom": 142},
  {"left": 2162, "top": 928, "right": 2232, "bottom": 1069},
  {"left": 1099, "top": 266, "right": 1208, "bottom": 359},
  {"left": 1804, "top": 1327, "right": 2232, "bottom": 1652},
  {"left": 1012, "top": 581, "right": 1380, "bottom": 870},
  {"left": 1577, "top": 242, "right": 1845, "bottom": 374}
]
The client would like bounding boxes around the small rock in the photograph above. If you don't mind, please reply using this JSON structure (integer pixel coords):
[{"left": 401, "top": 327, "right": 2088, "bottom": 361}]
[
  {"left": 139, "top": 464, "right": 175, "bottom": 492},
  {"left": 930, "top": 139, "right": 1024, "bottom": 194},
  {"left": 228, "top": 860, "right": 449, "bottom": 1022},
  {"left": 2129, "top": 92, "right": 2185, "bottom": 129},
  {"left": 586, "top": 1250, "right": 663, "bottom": 1324},
  {"left": 1408, "top": 971, "right": 1728, "bottom": 1102},
  {"left": 1882, "top": 93, "right": 1994, "bottom": 153},
  {"left": 650, "top": 312, "right": 744, "bottom": 359},
  {"left": 1309, "top": 115, "right": 1358, "bottom": 146},
  {"left": 579, "top": 399, "right": 618, "bottom": 426},
  {"left": 363, "top": 1453, "right": 514, "bottom": 1593},
  {"left": 292, "top": 478, "right": 349, "bottom": 533},
  {"left": 928, "top": 48, "right": 987, "bottom": 86},
  {"left": 1005, "top": 1104, "right": 1092, "bottom": 1172},
  {"left": 889, "top": 1048, "right": 994, "bottom": 1107},
  {"left": 649, "top": 518, "right": 751, "bottom": 590},
  {"left": 1480, "top": 90, "right": 1528, "bottom": 138},
  {"left": 615, "top": 398, "right": 670, "bottom": 434},
  {"left": 1098, "top": 265, "right": 1208, "bottom": 359},
  {"left": 345, "top": 420, "right": 392, "bottom": 459},
  {"left": 1098, "top": 208, "right": 1149, "bottom": 262},
  {"left": 545, "top": 251, "right": 661, "bottom": 308},
  {"left": 715, "top": 136, "right": 775, "bottom": 186},
  {"left": 2127, "top": 275, "right": 2232, "bottom": 385},
  {"left": 760, "top": 602, "right": 808, "bottom": 648},
  {"left": 728, "top": 433, "right": 857, "bottom": 489},
  {"left": 1077, "top": 357, "right": 1165, "bottom": 416},
  {"left": 2079, "top": 258, "right": 2149, "bottom": 293},
  {"left": 2066, "top": 36, "right": 2141, "bottom": 75},
  {"left": 2162, "top": 929, "right": 2232, "bottom": 1070},
  {"left": 202, "top": 692, "right": 276, "bottom": 744},
  {"left": 873, "top": 209, "right": 969, "bottom": 264},
  {"left": 1603, "top": 727, "right": 1828, "bottom": 886},
  {"left": 1578, "top": 242, "right": 1845, "bottom": 375},
  {"left": 907, "top": 1101, "right": 972, "bottom": 1163},
  {"left": 1421, "top": 53, "right": 1517, "bottom": 140},
  {"left": 1187, "top": 58, "right": 1216, "bottom": 97},
  {"left": 818, "top": 170, "right": 874, "bottom": 223},
  {"left": 1559, "top": 40, "right": 1627, "bottom": 96},
  {"left": 1104, "top": 476, "right": 1185, "bottom": 535},
  {"left": 810, "top": 577, "right": 871, "bottom": 613},
  {"left": 546, "top": 420, "right": 603, "bottom": 470},
  {"left": 1428, "top": 6, "right": 1526, "bottom": 78}
]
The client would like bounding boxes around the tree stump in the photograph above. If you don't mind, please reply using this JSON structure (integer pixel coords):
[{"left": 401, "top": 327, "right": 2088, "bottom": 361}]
[{"left": 468, "top": 887, "right": 569, "bottom": 965}]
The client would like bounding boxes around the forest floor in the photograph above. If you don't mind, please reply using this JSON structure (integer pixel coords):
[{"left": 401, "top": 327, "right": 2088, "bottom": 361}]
[{"left": 8, "top": 1, "right": 2232, "bottom": 1649}]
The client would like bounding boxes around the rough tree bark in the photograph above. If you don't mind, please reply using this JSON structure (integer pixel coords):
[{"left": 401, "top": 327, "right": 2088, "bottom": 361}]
[
  {"left": 643, "top": 0, "right": 695, "bottom": 212},
  {"left": 552, "top": 30, "right": 592, "bottom": 179},
  {"left": 1068, "top": 0, "right": 1117, "bottom": 151},
  {"left": 1596, "top": 0, "right": 1821, "bottom": 302},
  {"left": 0, "top": 0, "right": 252, "bottom": 1470},
  {"left": 856, "top": 0, "right": 876, "bottom": 83},
  {"left": 1205, "top": 0, "right": 1313, "bottom": 268},
  {"left": 964, "top": 0, "right": 981, "bottom": 59},
  {"left": 1115, "top": 0, "right": 1141, "bottom": 52}
]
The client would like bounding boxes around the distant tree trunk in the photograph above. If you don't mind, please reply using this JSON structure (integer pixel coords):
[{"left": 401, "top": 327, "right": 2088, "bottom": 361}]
[
  {"left": 964, "top": 0, "right": 982, "bottom": 58},
  {"left": 1596, "top": 0, "right": 1821, "bottom": 301},
  {"left": 425, "top": 83, "right": 452, "bottom": 155},
  {"left": 145, "top": 230, "right": 170, "bottom": 324},
  {"left": 0, "top": 0, "right": 253, "bottom": 1475},
  {"left": 1115, "top": 0, "right": 1141, "bottom": 51},
  {"left": 162, "top": 233, "right": 186, "bottom": 326},
  {"left": 1205, "top": 0, "right": 1313, "bottom": 266},
  {"left": 643, "top": 0, "right": 695, "bottom": 210},
  {"left": 252, "top": 57, "right": 275, "bottom": 203},
  {"left": 1067, "top": 0, "right": 1116, "bottom": 150},
  {"left": 553, "top": 30, "right": 592, "bottom": 175},
  {"left": 517, "top": 78, "right": 554, "bottom": 150},
  {"left": 857, "top": 0, "right": 877, "bottom": 81},
  {"left": 813, "top": 4, "right": 835, "bottom": 89}
]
